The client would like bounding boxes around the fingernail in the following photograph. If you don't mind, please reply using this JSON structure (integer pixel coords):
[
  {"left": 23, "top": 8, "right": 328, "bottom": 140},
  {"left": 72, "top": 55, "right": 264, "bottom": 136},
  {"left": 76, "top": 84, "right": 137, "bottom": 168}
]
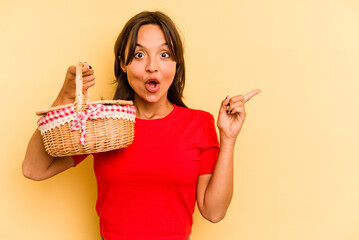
[
  {"left": 89, "top": 65, "right": 92, "bottom": 69},
  {"left": 225, "top": 95, "right": 229, "bottom": 99},
  {"left": 230, "top": 110, "right": 233, "bottom": 113},
  {"left": 226, "top": 109, "right": 229, "bottom": 114},
  {"left": 227, "top": 102, "right": 230, "bottom": 107}
]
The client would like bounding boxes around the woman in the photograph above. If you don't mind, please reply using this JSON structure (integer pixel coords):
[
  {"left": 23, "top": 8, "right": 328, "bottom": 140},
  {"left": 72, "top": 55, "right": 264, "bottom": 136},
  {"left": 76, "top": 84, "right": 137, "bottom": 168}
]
[{"left": 22, "top": 11, "right": 261, "bottom": 240}]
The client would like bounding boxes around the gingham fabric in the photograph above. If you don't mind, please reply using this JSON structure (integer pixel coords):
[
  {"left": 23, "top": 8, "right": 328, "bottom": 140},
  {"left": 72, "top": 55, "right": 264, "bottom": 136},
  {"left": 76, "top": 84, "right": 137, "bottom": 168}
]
[{"left": 38, "top": 104, "right": 136, "bottom": 145}]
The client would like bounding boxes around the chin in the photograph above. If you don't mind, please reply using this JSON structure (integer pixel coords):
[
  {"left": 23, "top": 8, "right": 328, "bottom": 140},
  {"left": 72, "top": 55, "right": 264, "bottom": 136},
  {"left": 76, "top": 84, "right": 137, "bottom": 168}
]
[
  {"left": 136, "top": 91, "right": 167, "bottom": 104},
  {"left": 143, "top": 95, "right": 161, "bottom": 103}
]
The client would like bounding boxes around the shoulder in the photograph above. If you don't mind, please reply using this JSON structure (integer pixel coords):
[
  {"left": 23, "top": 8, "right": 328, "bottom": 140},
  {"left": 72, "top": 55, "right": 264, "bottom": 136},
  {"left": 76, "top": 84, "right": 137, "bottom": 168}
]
[
  {"left": 173, "top": 105, "right": 216, "bottom": 131},
  {"left": 174, "top": 105, "right": 218, "bottom": 141},
  {"left": 175, "top": 105, "right": 215, "bottom": 121}
]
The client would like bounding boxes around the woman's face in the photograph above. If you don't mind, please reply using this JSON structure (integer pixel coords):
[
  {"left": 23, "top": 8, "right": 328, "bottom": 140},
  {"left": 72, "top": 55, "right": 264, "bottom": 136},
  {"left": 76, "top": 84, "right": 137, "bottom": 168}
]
[{"left": 122, "top": 24, "right": 177, "bottom": 105}]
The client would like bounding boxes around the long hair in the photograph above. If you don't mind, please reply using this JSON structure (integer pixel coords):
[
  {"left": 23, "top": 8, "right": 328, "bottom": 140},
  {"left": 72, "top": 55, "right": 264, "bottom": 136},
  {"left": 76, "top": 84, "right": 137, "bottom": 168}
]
[{"left": 113, "top": 11, "right": 187, "bottom": 108}]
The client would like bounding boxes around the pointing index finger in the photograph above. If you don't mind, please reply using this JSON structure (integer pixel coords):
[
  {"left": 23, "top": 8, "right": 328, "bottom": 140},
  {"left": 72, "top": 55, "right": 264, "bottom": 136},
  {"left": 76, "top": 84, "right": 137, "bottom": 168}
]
[{"left": 244, "top": 89, "right": 262, "bottom": 103}]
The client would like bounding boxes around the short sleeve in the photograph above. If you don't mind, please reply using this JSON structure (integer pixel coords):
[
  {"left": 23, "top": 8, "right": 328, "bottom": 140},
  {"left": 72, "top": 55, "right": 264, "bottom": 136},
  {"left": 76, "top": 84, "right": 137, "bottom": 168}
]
[
  {"left": 199, "top": 113, "right": 219, "bottom": 175},
  {"left": 71, "top": 154, "right": 89, "bottom": 167}
]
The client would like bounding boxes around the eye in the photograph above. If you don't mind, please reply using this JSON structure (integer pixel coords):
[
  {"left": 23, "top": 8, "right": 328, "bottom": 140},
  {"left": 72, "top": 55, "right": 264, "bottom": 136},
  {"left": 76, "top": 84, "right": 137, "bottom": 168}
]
[
  {"left": 134, "top": 52, "right": 145, "bottom": 58},
  {"left": 161, "top": 52, "right": 170, "bottom": 58}
]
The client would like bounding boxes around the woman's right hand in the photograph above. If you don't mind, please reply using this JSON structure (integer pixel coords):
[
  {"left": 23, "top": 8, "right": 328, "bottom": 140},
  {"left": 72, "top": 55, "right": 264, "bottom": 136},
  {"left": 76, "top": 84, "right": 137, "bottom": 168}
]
[
  {"left": 52, "top": 62, "right": 95, "bottom": 107},
  {"left": 22, "top": 62, "right": 95, "bottom": 181}
]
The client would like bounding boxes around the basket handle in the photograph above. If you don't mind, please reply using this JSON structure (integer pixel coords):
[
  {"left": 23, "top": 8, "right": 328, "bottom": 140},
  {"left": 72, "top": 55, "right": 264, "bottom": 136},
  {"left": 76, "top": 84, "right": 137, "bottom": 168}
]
[{"left": 74, "top": 62, "right": 90, "bottom": 112}]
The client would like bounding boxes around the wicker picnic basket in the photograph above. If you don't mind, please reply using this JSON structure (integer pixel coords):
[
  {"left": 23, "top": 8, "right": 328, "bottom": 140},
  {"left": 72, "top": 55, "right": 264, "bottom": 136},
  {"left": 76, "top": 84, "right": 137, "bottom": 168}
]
[{"left": 36, "top": 62, "right": 136, "bottom": 157}]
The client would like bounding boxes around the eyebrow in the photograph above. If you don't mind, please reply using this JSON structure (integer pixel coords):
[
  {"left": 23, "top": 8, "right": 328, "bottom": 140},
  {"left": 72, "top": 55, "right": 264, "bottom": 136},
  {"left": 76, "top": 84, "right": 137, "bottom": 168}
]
[{"left": 135, "top": 43, "right": 168, "bottom": 48}]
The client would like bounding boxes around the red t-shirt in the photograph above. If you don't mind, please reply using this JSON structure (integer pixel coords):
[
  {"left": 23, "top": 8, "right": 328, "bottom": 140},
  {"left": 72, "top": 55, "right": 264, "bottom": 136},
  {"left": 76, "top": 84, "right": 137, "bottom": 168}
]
[{"left": 73, "top": 105, "right": 219, "bottom": 240}]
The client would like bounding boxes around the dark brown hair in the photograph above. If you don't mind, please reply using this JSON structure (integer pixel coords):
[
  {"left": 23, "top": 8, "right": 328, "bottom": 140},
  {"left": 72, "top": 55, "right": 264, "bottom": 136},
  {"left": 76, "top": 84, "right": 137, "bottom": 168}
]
[{"left": 113, "top": 11, "right": 187, "bottom": 108}]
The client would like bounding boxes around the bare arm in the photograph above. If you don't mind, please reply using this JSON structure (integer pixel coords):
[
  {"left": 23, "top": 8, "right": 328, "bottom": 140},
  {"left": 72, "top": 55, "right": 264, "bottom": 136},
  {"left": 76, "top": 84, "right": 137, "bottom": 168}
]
[
  {"left": 197, "top": 90, "right": 261, "bottom": 223},
  {"left": 22, "top": 62, "right": 95, "bottom": 181},
  {"left": 22, "top": 130, "right": 75, "bottom": 181},
  {"left": 196, "top": 138, "right": 235, "bottom": 223}
]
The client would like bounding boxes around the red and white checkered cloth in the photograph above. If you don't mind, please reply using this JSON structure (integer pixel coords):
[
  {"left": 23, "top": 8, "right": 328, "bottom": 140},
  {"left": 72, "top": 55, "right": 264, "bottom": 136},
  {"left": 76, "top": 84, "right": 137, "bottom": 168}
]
[{"left": 38, "top": 104, "right": 136, "bottom": 145}]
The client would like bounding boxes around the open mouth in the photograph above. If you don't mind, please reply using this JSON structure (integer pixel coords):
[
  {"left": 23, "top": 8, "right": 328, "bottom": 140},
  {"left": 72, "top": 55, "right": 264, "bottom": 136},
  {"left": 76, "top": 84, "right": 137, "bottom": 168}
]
[
  {"left": 147, "top": 80, "right": 158, "bottom": 88},
  {"left": 145, "top": 79, "right": 160, "bottom": 92}
]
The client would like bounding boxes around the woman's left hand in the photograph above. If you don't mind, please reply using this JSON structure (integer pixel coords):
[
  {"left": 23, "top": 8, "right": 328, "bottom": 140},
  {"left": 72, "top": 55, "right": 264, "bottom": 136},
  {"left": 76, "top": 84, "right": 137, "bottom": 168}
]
[{"left": 217, "top": 89, "right": 262, "bottom": 142}]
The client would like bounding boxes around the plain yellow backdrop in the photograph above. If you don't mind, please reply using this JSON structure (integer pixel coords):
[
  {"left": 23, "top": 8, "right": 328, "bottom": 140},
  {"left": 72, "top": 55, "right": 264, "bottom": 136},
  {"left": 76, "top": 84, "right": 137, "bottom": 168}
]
[{"left": 1, "top": 0, "right": 358, "bottom": 239}]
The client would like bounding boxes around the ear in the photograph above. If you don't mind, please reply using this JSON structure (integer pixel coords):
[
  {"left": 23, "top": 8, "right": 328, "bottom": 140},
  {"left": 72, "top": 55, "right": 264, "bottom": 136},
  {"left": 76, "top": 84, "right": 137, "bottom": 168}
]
[{"left": 119, "top": 57, "right": 127, "bottom": 73}]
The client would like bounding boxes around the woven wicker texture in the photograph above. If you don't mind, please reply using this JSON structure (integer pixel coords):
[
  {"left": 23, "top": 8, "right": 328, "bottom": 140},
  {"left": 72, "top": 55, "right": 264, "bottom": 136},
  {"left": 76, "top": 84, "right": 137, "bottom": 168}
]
[
  {"left": 37, "top": 62, "right": 135, "bottom": 157},
  {"left": 36, "top": 100, "right": 133, "bottom": 116}
]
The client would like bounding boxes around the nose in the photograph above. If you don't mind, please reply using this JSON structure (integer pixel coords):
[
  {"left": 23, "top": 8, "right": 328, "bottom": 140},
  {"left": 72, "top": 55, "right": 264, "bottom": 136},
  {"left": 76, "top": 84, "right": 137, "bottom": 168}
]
[{"left": 145, "top": 56, "right": 158, "bottom": 73}]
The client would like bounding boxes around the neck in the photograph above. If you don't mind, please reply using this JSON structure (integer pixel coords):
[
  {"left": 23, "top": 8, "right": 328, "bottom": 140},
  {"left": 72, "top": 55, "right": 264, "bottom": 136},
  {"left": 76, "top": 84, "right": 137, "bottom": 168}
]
[{"left": 134, "top": 97, "right": 174, "bottom": 120}]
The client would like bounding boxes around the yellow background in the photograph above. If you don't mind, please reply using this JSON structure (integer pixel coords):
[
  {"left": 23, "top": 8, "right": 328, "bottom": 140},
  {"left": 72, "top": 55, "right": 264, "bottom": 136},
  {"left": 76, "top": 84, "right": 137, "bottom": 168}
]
[{"left": 1, "top": 0, "right": 358, "bottom": 239}]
